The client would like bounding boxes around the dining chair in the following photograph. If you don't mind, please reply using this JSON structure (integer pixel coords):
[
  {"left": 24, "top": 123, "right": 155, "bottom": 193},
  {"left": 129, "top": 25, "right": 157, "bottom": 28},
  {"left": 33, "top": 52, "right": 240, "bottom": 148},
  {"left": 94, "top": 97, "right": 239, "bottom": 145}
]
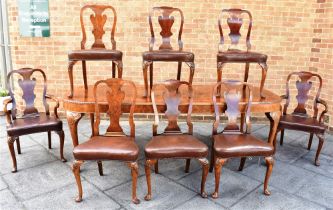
[
  {"left": 278, "top": 71, "right": 327, "bottom": 166},
  {"left": 71, "top": 78, "right": 140, "bottom": 204},
  {"left": 216, "top": 9, "right": 268, "bottom": 99},
  {"left": 4, "top": 68, "right": 66, "bottom": 173},
  {"left": 142, "top": 7, "right": 195, "bottom": 97},
  {"left": 144, "top": 79, "right": 209, "bottom": 201},
  {"left": 211, "top": 80, "right": 275, "bottom": 198},
  {"left": 68, "top": 5, "right": 123, "bottom": 98}
]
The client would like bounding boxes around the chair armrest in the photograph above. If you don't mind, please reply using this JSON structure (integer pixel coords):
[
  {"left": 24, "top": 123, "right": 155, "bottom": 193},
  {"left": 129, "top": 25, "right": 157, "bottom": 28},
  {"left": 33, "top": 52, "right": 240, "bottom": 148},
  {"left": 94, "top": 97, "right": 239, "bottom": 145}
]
[
  {"left": 3, "top": 98, "right": 12, "bottom": 125},
  {"left": 46, "top": 94, "right": 60, "bottom": 118},
  {"left": 317, "top": 98, "right": 328, "bottom": 124}
]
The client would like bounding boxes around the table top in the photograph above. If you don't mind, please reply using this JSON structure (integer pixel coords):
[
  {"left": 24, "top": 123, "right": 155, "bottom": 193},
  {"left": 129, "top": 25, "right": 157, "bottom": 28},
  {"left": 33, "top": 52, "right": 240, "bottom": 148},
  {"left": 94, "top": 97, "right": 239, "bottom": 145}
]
[{"left": 62, "top": 84, "right": 281, "bottom": 113}]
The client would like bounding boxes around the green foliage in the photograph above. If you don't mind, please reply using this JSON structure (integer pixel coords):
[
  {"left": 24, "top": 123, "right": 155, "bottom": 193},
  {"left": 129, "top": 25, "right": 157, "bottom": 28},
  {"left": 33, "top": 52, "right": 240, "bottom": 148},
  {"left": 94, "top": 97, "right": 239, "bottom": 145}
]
[{"left": 0, "top": 88, "right": 9, "bottom": 97}]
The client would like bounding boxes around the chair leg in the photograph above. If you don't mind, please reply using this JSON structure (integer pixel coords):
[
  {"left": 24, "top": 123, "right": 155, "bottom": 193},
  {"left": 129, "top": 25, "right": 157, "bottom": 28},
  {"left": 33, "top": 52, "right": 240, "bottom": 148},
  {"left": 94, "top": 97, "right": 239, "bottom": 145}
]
[
  {"left": 112, "top": 61, "right": 116, "bottom": 78},
  {"left": 308, "top": 133, "right": 314, "bottom": 150},
  {"left": 144, "top": 159, "right": 156, "bottom": 201},
  {"left": 240, "top": 113, "right": 245, "bottom": 133},
  {"left": 97, "top": 161, "right": 103, "bottom": 176},
  {"left": 258, "top": 62, "right": 268, "bottom": 99},
  {"left": 89, "top": 113, "right": 94, "bottom": 137},
  {"left": 8, "top": 137, "right": 17, "bottom": 173},
  {"left": 127, "top": 161, "right": 140, "bottom": 204},
  {"left": 280, "top": 129, "right": 285, "bottom": 146},
  {"left": 216, "top": 62, "right": 224, "bottom": 96},
  {"left": 177, "top": 62, "right": 182, "bottom": 80},
  {"left": 238, "top": 157, "right": 246, "bottom": 171},
  {"left": 264, "top": 156, "right": 274, "bottom": 196},
  {"left": 314, "top": 134, "right": 324, "bottom": 166},
  {"left": 198, "top": 158, "right": 209, "bottom": 198},
  {"left": 115, "top": 60, "right": 123, "bottom": 78},
  {"left": 244, "top": 63, "right": 250, "bottom": 82},
  {"left": 212, "top": 158, "right": 227, "bottom": 199},
  {"left": 142, "top": 61, "right": 151, "bottom": 97},
  {"left": 72, "top": 160, "right": 84, "bottom": 202},
  {"left": 82, "top": 60, "right": 88, "bottom": 90},
  {"left": 185, "top": 159, "right": 191, "bottom": 173},
  {"left": 187, "top": 62, "right": 195, "bottom": 85},
  {"left": 154, "top": 160, "right": 159, "bottom": 174},
  {"left": 16, "top": 137, "right": 21, "bottom": 154},
  {"left": 149, "top": 63, "right": 154, "bottom": 95},
  {"left": 68, "top": 60, "right": 77, "bottom": 98},
  {"left": 209, "top": 141, "right": 215, "bottom": 173},
  {"left": 48, "top": 131, "right": 52, "bottom": 149},
  {"left": 56, "top": 130, "right": 67, "bottom": 162}
]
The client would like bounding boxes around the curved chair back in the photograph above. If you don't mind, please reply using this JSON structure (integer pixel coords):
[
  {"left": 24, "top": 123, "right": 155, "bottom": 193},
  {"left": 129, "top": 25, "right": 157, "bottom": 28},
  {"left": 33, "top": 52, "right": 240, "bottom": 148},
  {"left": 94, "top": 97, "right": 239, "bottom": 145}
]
[
  {"left": 283, "top": 71, "right": 322, "bottom": 119},
  {"left": 212, "top": 80, "right": 252, "bottom": 134},
  {"left": 148, "top": 6, "right": 184, "bottom": 51},
  {"left": 93, "top": 78, "right": 136, "bottom": 137},
  {"left": 7, "top": 68, "right": 49, "bottom": 120},
  {"left": 218, "top": 9, "right": 253, "bottom": 52},
  {"left": 80, "top": 5, "right": 117, "bottom": 50},
  {"left": 151, "top": 79, "right": 193, "bottom": 136}
]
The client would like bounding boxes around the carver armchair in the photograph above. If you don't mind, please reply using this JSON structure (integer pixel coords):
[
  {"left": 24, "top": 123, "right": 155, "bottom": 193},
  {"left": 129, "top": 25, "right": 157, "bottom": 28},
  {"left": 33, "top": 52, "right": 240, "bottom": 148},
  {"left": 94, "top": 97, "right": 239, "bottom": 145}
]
[
  {"left": 5, "top": 68, "right": 66, "bottom": 173},
  {"left": 278, "top": 71, "right": 327, "bottom": 166}
]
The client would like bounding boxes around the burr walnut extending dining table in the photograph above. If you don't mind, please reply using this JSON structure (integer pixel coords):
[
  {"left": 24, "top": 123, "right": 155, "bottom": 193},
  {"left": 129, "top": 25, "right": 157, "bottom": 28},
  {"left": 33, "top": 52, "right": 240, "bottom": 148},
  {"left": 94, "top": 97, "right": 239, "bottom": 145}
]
[{"left": 63, "top": 84, "right": 282, "bottom": 148}]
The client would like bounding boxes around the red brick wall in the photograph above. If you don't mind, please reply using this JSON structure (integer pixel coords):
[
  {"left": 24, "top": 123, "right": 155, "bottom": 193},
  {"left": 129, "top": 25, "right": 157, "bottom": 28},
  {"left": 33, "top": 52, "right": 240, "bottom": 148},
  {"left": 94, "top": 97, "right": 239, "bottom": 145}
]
[{"left": 6, "top": 0, "right": 333, "bottom": 128}]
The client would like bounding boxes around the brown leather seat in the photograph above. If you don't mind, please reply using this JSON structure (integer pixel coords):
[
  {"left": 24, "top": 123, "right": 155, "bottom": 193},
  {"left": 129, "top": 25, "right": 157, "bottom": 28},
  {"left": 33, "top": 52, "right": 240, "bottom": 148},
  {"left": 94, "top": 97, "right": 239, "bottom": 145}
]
[
  {"left": 7, "top": 113, "right": 62, "bottom": 136},
  {"left": 213, "top": 134, "right": 274, "bottom": 158},
  {"left": 279, "top": 114, "right": 326, "bottom": 133},
  {"left": 73, "top": 136, "right": 139, "bottom": 161},
  {"left": 217, "top": 50, "right": 267, "bottom": 63},
  {"left": 68, "top": 49, "right": 123, "bottom": 61},
  {"left": 143, "top": 50, "right": 194, "bottom": 62},
  {"left": 145, "top": 134, "right": 208, "bottom": 159}
]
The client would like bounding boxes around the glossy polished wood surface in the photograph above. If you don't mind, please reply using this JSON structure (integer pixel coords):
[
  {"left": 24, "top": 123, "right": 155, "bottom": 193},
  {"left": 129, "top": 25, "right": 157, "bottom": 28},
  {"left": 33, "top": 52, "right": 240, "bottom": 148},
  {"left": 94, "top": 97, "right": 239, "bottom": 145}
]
[{"left": 63, "top": 84, "right": 281, "bottom": 113}]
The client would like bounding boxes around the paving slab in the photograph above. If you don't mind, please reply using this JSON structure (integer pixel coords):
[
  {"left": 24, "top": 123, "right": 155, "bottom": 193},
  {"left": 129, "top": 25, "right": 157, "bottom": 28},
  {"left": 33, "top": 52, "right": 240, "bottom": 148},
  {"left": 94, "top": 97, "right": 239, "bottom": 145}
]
[
  {"left": 274, "top": 143, "right": 309, "bottom": 163},
  {"left": 0, "top": 176, "right": 8, "bottom": 190},
  {"left": 297, "top": 174, "right": 333, "bottom": 208},
  {"left": 80, "top": 160, "right": 144, "bottom": 192},
  {"left": 151, "top": 158, "right": 201, "bottom": 181},
  {"left": 174, "top": 196, "right": 226, "bottom": 210},
  {"left": 241, "top": 160, "right": 317, "bottom": 194},
  {"left": 0, "top": 135, "right": 39, "bottom": 153},
  {"left": 106, "top": 174, "right": 196, "bottom": 210},
  {"left": 224, "top": 156, "right": 261, "bottom": 171},
  {"left": 0, "top": 145, "right": 56, "bottom": 175},
  {"left": 3, "top": 161, "right": 74, "bottom": 201},
  {"left": 231, "top": 185, "right": 326, "bottom": 210},
  {"left": 178, "top": 167, "right": 261, "bottom": 208},
  {"left": 0, "top": 189, "right": 25, "bottom": 210},
  {"left": 23, "top": 181, "right": 120, "bottom": 210},
  {"left": 293, "top": 151, "right": 333, "bottom": 178}
]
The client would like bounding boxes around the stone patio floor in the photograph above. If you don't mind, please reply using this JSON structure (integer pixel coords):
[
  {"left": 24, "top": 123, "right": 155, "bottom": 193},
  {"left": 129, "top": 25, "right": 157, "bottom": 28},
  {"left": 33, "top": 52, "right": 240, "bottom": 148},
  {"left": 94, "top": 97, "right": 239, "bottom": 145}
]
[{"left": 1, "top": 117, "right": 333, "bottom": 210}]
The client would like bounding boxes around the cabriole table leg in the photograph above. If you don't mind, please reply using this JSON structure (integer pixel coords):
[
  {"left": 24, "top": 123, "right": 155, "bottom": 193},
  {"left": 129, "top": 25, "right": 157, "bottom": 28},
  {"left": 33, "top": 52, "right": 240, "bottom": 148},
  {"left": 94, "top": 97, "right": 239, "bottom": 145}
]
[{"left": 66, "top": 111, "right": 84, "bottom": 147}]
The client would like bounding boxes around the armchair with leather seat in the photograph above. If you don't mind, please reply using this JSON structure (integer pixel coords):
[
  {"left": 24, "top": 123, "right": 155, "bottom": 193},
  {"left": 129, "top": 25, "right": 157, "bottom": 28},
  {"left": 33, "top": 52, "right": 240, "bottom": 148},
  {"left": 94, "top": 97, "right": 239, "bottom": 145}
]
[{"left": 4, "top": 68, "right": 66, "bottom": 173}]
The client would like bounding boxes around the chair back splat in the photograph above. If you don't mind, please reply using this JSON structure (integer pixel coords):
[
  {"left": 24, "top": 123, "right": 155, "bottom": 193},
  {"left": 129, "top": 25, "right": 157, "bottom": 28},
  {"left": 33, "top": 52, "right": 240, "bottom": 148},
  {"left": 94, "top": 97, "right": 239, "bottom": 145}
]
[
  {"left": 149, "top": 6, "right": 184, "bottom": 51},
  {"left": 151, "top": 79, "right": 193, "bottom": 136},
  {"left": 283, "top": 71, "right": 322, "bottom": 118},
  {"left": 213, "top": 80, "right": 252, "bottom": 135},
  {"left": 80, "top": 5, "right": 117, "bottom": 50},
  {"left": 7, "top": 68, "right": 49, "bottom": 120},
  {"left": 218, "top": 9, "right": 252, "bottom": 52},
  {"left": 93, "top": 78, "right": 136, "bottom": 137}
]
